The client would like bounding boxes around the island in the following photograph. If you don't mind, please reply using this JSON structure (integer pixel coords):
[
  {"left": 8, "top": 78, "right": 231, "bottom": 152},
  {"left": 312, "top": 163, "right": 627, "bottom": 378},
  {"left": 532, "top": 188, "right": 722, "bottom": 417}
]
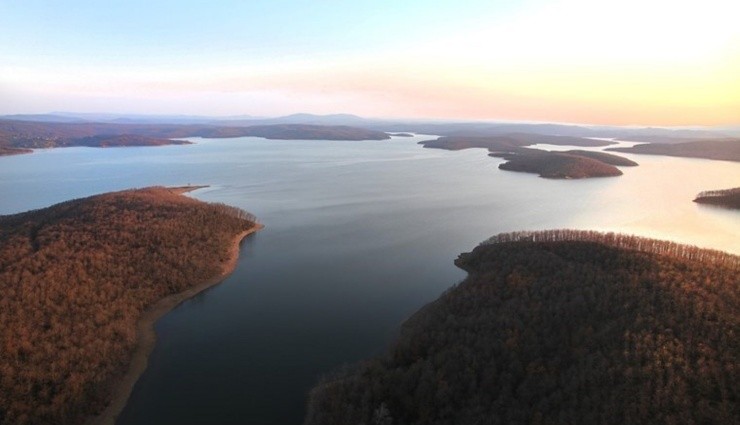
[
  {"left": 492, "top": 149, "right": 628, "bottom": 179},
  {"left": 694, "top": 187, "right": 740, "bottom": 209},
  {"left": 418, "top": 135, "right": 636, "bottom": 179},
  {"left": 305, "top": 230, "right": 739, "bottom": 425},
  {"left": 608, "top": 138, "right": 740, "bottom": 162},
  {"left": 0, "top": 187, "right": 260, "bottom": 425},
  {"left": 388, "top": 133, "right": 414, "bottom": 137},
  {"left": 419, "top": 134, "right": 614, "bottom": 151},
  {"left": 0, "top": 120, "right": 391, "bottom": 155}
]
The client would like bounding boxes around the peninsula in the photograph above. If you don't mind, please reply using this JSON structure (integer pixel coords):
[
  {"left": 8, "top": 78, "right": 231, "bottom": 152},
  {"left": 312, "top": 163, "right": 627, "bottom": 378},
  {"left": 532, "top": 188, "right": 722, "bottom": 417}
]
[
  {"left": 693, "top": 187, "right": 740, "bottom": 209},
  {"left": 306, "top": 230, "right": 739, "bottom": 425},
  {"left": 608, "top": 138, "right": 740, "bottom": 162},
  {"left": 0, "top": 146, "right": 33, "bottom": 156},
  {"left": 0, "top": 120, "right": 391, "bottom": 155},
  {"left": 0, "top": 187, "right": 260, "bottom": 425}
]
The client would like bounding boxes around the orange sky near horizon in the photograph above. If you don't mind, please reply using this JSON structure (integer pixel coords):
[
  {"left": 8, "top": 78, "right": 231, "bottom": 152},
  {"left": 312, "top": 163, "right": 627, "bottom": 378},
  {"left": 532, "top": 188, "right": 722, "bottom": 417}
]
[{"left": 1, "top": 0, "right": 739, "bottom": 126}]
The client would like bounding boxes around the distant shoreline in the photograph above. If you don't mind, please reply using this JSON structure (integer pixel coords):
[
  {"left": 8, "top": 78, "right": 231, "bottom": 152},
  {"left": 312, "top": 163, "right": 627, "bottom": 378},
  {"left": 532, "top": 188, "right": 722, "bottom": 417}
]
[
  {"left": 89, "top": 222, "right": 264, "bottom": 425},
  {"left": 168, "top": 184, "right": 210, "bottom": 194}
]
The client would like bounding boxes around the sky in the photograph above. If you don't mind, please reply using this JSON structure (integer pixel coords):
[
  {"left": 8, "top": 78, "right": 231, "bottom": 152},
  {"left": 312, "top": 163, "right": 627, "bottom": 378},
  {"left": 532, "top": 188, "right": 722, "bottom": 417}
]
[{"left": 1, "top": 0, "right": 739, "bottom": 125}]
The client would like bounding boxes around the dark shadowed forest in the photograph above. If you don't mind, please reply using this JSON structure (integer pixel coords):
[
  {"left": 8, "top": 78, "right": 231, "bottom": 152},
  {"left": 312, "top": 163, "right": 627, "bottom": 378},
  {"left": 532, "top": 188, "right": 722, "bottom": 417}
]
[
  {"left": 0, "top": 187, "right": 257, "bottom": 425},
  {"left": 305, "top": 230, "right": 739, "bottom": 425}
]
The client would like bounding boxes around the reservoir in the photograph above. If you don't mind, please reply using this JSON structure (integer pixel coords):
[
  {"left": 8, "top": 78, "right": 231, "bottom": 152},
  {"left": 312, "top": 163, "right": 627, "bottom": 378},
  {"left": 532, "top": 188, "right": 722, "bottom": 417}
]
[{"left": 0, "top": 134, "right": 737, "bottom": 424}]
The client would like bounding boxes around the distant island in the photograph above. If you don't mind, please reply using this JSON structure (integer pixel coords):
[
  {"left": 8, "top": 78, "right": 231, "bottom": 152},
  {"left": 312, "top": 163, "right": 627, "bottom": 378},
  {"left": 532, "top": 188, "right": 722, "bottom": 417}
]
[
  {"left": 388, "top": 133, "right": 414, "bottom": 137},
  {"left": 419, "top": 134, "right": 636, "bottom": 179},
  {"left": 0, "top": 120, "right": 391, "bottom": 155},
  {"left": 0, "top": 146, "right": 33, "bottom": 156},
  {"left": 694, "top": 187, "right": 740, "bottom": 209},
  {"left": 0, "top": 187, "right": 260, "bottom": 425},
  {"left": 608, "top": 139, "right": 740, "bottom": 162},
  {"left": 419, "top": 133, "right": 614, "bottom": 151},
  {"left": 306, "top": 230, "right": 739, "bottom": 425},
  {"left": 492, "top": 149, "right": 634, "bottom": 179}
]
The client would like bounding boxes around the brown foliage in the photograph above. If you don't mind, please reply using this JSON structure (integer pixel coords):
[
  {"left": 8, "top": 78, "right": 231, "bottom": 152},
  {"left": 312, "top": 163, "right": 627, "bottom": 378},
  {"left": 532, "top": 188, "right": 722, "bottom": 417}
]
[
  {"left": 0, "top": 187, "right": 257, "bottom": 425},
  {"left": 305, "top": 231, "right": 739, "bottom": 425},
  {"left": 495, "top": 151, "right": 623, "bottom": 179}
]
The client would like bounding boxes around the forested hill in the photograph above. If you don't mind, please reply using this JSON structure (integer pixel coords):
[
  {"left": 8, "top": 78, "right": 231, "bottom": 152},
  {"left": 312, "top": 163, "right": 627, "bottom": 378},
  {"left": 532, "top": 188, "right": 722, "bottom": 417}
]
[
  {"left": 305, "top": 230, "right": 739, "bottom": 425},
  {"left": 0, "top": 187, "right": 258, "bottom": 425}
]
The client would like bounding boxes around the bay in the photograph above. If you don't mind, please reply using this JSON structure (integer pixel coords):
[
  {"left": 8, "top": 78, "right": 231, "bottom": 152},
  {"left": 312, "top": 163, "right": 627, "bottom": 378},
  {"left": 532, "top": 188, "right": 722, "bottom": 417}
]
[{"left": 0, "top": 134, "right": 737, "bottom": 424}]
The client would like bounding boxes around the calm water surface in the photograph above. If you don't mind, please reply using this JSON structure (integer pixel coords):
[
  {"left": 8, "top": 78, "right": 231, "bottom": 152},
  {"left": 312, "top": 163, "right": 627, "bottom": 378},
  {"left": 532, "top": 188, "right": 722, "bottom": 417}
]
[{"left": 0, "top": 135, "right": 737, "bottom": 424}]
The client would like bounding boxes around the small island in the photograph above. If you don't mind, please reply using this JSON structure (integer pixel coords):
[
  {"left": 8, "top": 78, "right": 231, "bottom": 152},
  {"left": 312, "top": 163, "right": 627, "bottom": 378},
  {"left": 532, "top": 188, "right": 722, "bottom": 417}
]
[
  {"left": 492, "top": 149, "right": 627, "bottom": 179},
  {"left": 418, "top": 135, "right": 635, "bottom": 179},
  {"left": 608, "top": 138, "right": 740, "bottom": 162},
  {"left": 388, "top": 133, "right": 414, "bottom": 137},
  {"left": 694, "top": 187, "right": 740, "bottom": 209},
  {"left": 0, "top": 187, "right": 260, "bottom": 425},
  {"left": 306, "top": 230, "right": 739, "bottom": 425},
  {"left": 419, "top": 134, "right": 614, "bottom": 151}
]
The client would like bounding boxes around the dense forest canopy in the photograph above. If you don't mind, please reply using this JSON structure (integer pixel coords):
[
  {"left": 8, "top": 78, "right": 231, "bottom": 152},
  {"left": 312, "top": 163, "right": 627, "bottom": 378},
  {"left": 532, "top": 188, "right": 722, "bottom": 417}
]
[
  {"left": 0, "top": 187, "right": 257, "bottom": 425},
  {"left": 558, "top": 150, "right": 638, "bottom": 167},
  {"left": 306, "top": 230, "right": 739, "bottom": 425},
  {"left": 493, "top": 150, "right": 624, "bottom": 179}
]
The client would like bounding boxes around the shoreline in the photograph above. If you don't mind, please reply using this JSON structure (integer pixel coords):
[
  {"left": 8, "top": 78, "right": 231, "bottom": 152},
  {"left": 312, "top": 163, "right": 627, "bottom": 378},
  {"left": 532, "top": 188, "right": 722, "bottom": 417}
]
[
  {"left": 168, "top": 185, "right": 210, "bottom": 195},
  {"left": 89, "top": 223, "right": 264, "bottom": 425}
]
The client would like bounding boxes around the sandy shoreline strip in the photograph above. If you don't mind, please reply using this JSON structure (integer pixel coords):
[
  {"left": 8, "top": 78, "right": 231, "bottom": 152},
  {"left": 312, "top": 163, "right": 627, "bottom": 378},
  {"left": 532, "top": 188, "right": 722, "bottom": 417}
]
[{"left": 89, "top": 223, "right": 263, "bottom": 425}]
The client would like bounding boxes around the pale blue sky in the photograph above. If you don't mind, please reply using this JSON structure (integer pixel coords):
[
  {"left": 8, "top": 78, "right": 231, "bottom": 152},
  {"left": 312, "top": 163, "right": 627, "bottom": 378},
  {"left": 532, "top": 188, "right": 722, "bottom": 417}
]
[
  {"left": 1, "top": 0, "right": 738, "bottom": 125},
  {"left": 1, "top": 1, "right": 525, "bottom": 67}
]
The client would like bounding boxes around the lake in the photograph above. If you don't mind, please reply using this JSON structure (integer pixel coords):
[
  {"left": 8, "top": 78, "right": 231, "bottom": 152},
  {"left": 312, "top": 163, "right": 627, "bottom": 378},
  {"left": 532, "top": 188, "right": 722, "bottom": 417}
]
[{"left": 0, "top": 134, "right": 737, "bottom": 424}]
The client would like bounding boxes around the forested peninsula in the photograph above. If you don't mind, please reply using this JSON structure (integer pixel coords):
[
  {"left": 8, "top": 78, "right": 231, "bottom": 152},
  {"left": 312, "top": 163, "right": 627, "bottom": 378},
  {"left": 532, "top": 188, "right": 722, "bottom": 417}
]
[
  {"left": 0, "top": 187, "right": 259, "bottom": 425},
  {"left": 608, "top": 139, "right": 740, "bottom": 162},
  {"left": 306, "top": 230, "right": 739, "bottom": 425},
  {"left": 0, "top": 120, "right": 390, "bottom": 155},
  {"left": 694, "top": 187, "right": 740, "bottom": 209}
]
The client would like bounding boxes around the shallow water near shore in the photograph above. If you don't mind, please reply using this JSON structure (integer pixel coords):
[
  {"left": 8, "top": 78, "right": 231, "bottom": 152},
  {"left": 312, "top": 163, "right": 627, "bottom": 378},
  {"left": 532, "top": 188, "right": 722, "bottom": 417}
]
[{"left": 1, "top": 135, "right": 738, "bottom": 424}]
